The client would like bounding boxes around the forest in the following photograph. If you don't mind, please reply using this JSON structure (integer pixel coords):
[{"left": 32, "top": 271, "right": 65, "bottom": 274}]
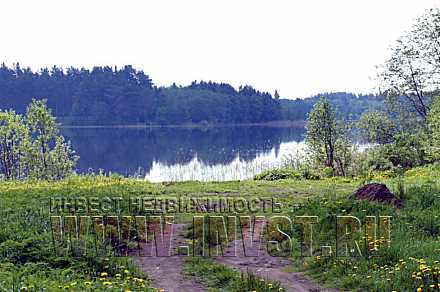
[{"left": 0, "top": 64, "right": 383, "bottom": 125}]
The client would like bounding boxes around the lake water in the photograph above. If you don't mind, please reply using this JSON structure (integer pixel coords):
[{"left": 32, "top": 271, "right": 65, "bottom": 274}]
[{"left": 61, "top": 126, "right": 307, "bottom": 182}]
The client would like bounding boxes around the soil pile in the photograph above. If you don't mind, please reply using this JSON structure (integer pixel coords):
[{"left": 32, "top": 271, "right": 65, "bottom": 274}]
[{"left": 352, "top": 183, "right": 403, "bottom": 208}]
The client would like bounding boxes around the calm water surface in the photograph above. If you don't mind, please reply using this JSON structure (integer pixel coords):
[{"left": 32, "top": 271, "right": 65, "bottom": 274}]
[{"left": 61, "top": 126, "right": 306, "bottom": 182}]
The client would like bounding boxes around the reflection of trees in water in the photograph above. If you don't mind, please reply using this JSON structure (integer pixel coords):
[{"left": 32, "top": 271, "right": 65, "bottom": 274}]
[{"left": 61, "top": 126, "right": 305, "bottom": 175}]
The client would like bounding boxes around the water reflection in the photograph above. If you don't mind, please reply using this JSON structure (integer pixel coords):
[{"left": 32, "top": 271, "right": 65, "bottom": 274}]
[
  {"left": 146, "top": 141, "right": 306, "bottom": 182},
  {"left": 61, "top": 126, "right": 306, "bottom": 180}
]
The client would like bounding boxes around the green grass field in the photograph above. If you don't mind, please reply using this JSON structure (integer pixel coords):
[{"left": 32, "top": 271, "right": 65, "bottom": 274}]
[{"left": 0, "top": 164, "right": 438, "bottom": 291}]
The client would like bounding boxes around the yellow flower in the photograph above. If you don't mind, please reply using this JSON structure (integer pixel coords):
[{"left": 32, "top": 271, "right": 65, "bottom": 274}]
[
  {"left": 417, "top": 288, "right": 422, "bottom": 292},
  {"left": 100, "top": 272, "right": 108, "bottom": 277},
  {"left": 268, "top": 283, "right": 273, "bottom": 288}
]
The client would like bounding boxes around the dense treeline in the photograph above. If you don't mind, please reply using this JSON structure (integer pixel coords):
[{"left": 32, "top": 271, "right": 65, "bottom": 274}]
[
  {"left": 0, "top": 64, "right": 383, "bottom": 125},
  {"left": 280, "top": 92, "right": 383, "bottom": 121}
]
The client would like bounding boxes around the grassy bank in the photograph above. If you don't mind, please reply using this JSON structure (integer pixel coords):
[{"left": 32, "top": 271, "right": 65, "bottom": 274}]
[
  {"left": 287, "top": 165, "right": 440, "bottom": 292},
  {"left": 0, "top": 165, "right": 438, "bottom": 291}
]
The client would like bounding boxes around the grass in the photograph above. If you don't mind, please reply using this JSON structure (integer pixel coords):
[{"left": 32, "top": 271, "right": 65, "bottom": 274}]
[
  {"left": 283, "top": 165, "right": 440, "bottom": 292},
  {"left": 0, "top": 164, "right": 438, "bottom": 290},
  {"left": 184, "top": 257, "right": 282, "bottom": 291}
]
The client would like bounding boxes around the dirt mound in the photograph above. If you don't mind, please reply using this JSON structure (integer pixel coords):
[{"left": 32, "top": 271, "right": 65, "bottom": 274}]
[{"left": 352, "top": 183, "right": 402, "bottom": 208}]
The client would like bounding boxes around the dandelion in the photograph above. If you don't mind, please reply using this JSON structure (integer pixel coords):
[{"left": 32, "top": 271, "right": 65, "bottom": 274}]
[{"left": 100, "top": 272, "right": 108, "bottom": 277}]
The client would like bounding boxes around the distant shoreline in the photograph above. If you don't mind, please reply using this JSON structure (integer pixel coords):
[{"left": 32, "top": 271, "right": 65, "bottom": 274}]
[{"left": 59, "top": 120, "right": 307, "bottom": 129}]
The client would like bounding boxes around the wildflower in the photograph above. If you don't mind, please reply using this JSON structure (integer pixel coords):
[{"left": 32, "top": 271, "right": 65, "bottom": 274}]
[
  {"left": 100, "top": 272, "right": 108, "bottom": 277},
  {"left": 268, "top": 283, "right": 273, "bottom": 288},
  {"left": 417, "top": 288, "right": 422, "bottom": 292}
]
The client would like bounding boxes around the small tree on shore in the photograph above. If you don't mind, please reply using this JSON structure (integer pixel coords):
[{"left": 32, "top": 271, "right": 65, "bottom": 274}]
[
  {"left": 24, "top": 99, "right": 78, "bottom": 180},
  {"left": 306, "top": 97, "right": 337, "bottom": 170},
  {"left": 305, "top": 97, "right": 354, "bottom": 176},
  {"left": 0, "top": 99, "right": 78, "bottom": 180}
]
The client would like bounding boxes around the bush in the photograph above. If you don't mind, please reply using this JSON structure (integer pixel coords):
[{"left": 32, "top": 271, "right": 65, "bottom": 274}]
[{"left": 254, "top": 168, "right": 302, "bottom": 181}]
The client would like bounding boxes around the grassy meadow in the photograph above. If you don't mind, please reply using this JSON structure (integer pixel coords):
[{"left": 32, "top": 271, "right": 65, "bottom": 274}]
[{"left": 0, "top": 164, "right": 438, "bottom": 291}]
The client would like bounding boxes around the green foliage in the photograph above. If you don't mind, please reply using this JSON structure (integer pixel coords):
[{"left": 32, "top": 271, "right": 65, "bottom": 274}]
[
  {"left": 0, "top": 64, "right": 385, "bottom": 126},
  {"left": 254, "top": 168, "right": 302, "bottom": 181},
  {"left": 305, "top": 97, "right": 354, "bottom": 176},
  {"left": 0, "top": 99, "right": 78, "bottom": 180},
  {"left": 0, "top": 110, "right": 29, "bottom": 179},
  {"left": 280, "top": 93, "right": 384, "bottom": 122},
  {"left": 305, "top": 97, "right": 338, "bottom": 169},
  {"left": 288, "top": 167, "right": 440, "bottom": 291},
  {"left": 379, "top": 8, "right": 440, "bottom": 122},
  {"left": 358, "top": 111, "right": 396, "bottom": 144},
  {"left": 362, "top": 133, "right": 427, "bottom": 171},
  {"left": 427, "top": 96, "right": 440, "bottom": 161}
]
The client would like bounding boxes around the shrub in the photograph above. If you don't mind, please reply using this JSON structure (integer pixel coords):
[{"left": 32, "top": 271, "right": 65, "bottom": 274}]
[{"left": 254, "top": 168, "right": 302, "bottom": 181}]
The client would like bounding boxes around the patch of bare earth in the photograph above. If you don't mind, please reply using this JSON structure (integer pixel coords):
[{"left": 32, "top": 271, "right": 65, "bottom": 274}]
[
  {"left": 133, "top": 223, "right": 205, "bottom": 292},
  {"left": 215, "top": 219, "right": 338, "bottom": 292}
]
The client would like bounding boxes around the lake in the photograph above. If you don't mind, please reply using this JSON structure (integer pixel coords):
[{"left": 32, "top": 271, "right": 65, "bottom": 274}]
[{"left": 61, "top": 126, "right": 307, "bottom": 182}]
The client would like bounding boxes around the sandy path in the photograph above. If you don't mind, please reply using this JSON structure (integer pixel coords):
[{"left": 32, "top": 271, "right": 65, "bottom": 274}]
[
  {"left": 133, "top": 223, "right": 205, "bottom": 292},
  {"left": 214, "top": 219, "right": 338, "bottom": 292},
  {"left": 133, "top": 221, "right": 337, "bottom": 292}
]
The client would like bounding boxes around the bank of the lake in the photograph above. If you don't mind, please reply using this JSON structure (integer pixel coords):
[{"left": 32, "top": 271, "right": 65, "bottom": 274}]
[{"left": 0, "top": 164, "right": 438, "bottom": 291}]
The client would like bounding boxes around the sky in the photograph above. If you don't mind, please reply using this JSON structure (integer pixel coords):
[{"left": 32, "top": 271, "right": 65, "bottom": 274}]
[{"left": 1, "top": 0, "right": 439, "bottom": 98}]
